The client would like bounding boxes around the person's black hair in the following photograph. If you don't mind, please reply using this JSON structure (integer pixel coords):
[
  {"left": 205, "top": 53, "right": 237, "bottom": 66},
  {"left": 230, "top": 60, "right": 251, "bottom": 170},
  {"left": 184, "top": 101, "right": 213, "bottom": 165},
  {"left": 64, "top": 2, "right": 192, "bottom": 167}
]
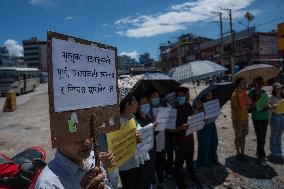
[
  {"left": 120, "top": 95, "right": 136, "bottom": 113},
  {"left": 234, "top": 77, "right": 245, "bottom": 89},
  {"left": 200, "top": 91, "right": 215, "bottom": 103},
  {"left": 175, "top": 86, "right": 189, "bottom": 94},
  {"left": 148, "top": 90, "right": 160, "bottom": 98},
  {"left": 272, "top": 86, "right": 284, "bottom": 98}
]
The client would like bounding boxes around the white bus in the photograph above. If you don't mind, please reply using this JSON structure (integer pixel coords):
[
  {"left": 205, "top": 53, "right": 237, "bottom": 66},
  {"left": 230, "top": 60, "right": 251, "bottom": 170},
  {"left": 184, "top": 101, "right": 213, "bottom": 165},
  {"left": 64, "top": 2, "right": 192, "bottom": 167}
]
[{"left": 0, "top": 67, "right": 40, "bottom": 96}]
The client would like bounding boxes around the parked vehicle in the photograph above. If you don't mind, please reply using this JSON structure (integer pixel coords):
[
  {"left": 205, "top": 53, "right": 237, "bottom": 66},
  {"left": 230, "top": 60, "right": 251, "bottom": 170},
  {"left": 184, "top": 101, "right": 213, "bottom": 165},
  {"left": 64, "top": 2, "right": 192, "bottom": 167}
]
[
  {"left": 0, "top": 146, "right": 46, "bottom": 189},
  {"left": 0, "top": 68, "right": 40, "bottom": 96}
]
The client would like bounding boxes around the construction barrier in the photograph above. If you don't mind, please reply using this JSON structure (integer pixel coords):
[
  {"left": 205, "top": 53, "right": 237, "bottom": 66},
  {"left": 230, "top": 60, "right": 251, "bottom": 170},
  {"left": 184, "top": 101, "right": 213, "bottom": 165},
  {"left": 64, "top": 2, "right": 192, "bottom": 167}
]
[{"left": 3, "top": 91, "right": 17, "bottom": 112}]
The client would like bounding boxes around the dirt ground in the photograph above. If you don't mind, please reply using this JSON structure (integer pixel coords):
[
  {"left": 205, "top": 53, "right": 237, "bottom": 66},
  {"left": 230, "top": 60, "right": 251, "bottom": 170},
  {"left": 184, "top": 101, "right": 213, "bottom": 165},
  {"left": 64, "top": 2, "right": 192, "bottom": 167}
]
[{"left": 0, "top": 83, "right": 283, "bottom": 189}]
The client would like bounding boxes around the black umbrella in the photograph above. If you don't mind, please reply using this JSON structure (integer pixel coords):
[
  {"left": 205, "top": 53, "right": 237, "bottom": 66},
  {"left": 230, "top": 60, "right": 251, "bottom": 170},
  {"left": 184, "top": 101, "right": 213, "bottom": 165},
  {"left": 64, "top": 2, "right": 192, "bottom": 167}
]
[
  {"left": 118, "top": 73, "right": 180, "bottom": 102},
  {"left": 192, "top": 82, "right": 234, "bottom": 108}
]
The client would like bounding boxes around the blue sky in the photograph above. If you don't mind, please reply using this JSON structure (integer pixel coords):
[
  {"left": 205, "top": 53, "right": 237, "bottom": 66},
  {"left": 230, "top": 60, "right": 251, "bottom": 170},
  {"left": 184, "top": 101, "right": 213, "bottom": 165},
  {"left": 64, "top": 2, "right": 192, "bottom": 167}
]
[{"left": 0, "top": 0, "right": 284, "bottom": 60}]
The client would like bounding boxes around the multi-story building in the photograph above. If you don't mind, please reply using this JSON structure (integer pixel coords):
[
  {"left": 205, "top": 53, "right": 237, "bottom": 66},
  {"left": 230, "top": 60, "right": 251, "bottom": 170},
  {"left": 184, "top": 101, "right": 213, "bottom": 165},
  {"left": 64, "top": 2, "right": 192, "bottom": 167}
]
[
  {"left": 200, "top": 28, "right": 281, "bottom": 71},
  {"left": 0, "top": 46, "right": 24, "bottom": 67},
  {"left": 139, "top": 53, "right": 155, "bottom": 67},
  {"left": 23, "top": 37, "right": 47, "bottom": 72},
  {"left": 159, "top": 33, "right": 212, "bottom": 72},
  {"left": 118, "top": 55, "right": 140, "bottom": 74}
]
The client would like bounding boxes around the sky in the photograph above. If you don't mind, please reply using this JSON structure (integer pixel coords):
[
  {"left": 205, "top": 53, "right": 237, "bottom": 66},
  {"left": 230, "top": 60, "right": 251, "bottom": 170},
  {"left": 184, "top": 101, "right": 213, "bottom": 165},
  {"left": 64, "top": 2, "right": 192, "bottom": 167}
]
[{"left": 0, "top": 0, "right": 284, "bottom": 60}]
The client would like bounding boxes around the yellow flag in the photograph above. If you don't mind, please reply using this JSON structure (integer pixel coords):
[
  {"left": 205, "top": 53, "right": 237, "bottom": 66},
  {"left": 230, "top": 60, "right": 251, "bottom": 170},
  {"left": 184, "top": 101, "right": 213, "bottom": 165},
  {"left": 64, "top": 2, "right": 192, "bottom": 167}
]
[{"left": 106, "top": 118, "right": 137, "bottom": 173}]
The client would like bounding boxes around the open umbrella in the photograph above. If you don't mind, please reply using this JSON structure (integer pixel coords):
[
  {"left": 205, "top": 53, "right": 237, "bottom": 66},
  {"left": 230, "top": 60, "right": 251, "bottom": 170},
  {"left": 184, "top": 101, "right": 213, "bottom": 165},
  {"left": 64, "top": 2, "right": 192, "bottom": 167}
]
[
  {"left": 192, "top": 82, "right": 234, "bottom": 108},
  {"left": 233, "top": 64, "right": 280, "bottom": 83},
  {"left": 169, "top": 60, "right": 228, "bottom": 83},
  {"left": 118, "top": 73, "right": 180, "bottom": 102}
]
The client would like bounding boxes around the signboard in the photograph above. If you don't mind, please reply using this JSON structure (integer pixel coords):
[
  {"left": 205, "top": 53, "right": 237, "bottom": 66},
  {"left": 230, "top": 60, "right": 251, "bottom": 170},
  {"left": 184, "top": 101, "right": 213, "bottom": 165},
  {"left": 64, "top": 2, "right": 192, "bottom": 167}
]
[
  {"left": 276, "top": 100, "right": 284, "bottom": 114},
  {"left": 256, "top": 94, "right": 268, "bottom": 111},
  {"left": 155, "top": 107, "right": 177, "bottom": 131},
  {"left": 47, "top": 31, "right": 120, "bottom": 147},
  {"left": 186, "top": 112, "right": 205, "bottom": 136},
  {"left": 136, "top": 124, "right": 154, "bottom": 156},
  {"left": 203, "top": 99, "right": 221, "bottom": 119},
  {"left": 106, "top": 118, "right": 137, "bottom": 173}
]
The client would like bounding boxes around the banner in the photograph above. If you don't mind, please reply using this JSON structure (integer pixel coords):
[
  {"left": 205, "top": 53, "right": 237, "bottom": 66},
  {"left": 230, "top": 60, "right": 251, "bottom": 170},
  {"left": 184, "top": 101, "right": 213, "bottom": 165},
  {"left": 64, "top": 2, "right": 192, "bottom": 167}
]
[
  {"left": 155, "top": 107, "right": 177, "bottom": 131},
  {"left": 136, "top": 124, "right": 154, "bottom": 156},
  {"left": 106, "top": 118, "right": 137, "bottom": 173},
  {"left": 276, "top": 100, "right": 284, "bottom": 114},
  {"left": 186, "top": 112, "right": 205, "bottom": 136},
  {"left": 203, "top": 99, "right": 220, "bottom": 119}
]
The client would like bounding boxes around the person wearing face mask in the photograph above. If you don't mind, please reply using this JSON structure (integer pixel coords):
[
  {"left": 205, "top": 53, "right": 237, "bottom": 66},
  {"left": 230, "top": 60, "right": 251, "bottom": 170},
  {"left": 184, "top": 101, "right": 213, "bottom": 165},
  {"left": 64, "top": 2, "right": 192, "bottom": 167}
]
[
  {"left": 148, "top": 90, "right": 166, "bottom": 189},
  {"left": 173, "top": 87, "right": 202, "bottom": 189},
  {"left": 135, "top": 96, "right": 158, "bottom": 189},
  {"left": 248, "top": 77, "right": 269, "bottom": 164},
  {"left": 196, "top": 92, "right": 220, "bottom": 168}
]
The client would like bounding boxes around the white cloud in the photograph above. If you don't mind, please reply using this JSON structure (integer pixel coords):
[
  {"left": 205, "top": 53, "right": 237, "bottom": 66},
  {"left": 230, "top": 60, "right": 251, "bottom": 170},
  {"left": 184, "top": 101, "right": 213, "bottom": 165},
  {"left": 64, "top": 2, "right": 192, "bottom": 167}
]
[
  {"left": 119, "top": 51, "right": 139, "bottom": 60},
  {"left": 4, "top": 39, "right": 23, "bottom": 57},
  {"left": 115, "top": 0, "right": 256, "bottom": 38},
  {"left": 64, "top": 16, "right": 73, "bottom": 20},
  {"left": 30, "top": 0, "right": 50, "bottom": 6}
]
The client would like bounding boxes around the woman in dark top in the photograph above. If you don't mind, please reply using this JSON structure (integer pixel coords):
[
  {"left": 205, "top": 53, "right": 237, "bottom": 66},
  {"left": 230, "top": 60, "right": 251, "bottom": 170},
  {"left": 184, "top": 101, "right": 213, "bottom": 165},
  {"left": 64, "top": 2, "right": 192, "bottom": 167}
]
[
  {"left": 135, "top": 96, "right": 157, "bottom": 189},
  {"left": 196, "top": 91, "right": 220, "bottom": 168}
]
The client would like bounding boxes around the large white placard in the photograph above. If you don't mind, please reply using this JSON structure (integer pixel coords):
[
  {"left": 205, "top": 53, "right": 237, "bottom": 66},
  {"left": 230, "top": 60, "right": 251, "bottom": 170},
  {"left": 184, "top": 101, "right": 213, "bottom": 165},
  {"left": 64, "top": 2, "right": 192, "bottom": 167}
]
[
  {"left": 203, "top": 99, "right": 220, "bottom": 119},
  {"left": 186, "top": 112, "right": 205, "bottom": 136},
  {"left": 155, "top": 107, "right": 177, "bottom": 131},
  {"left": 52, "top": 38, "right": 117, "bottom": 112},
  {"left": 137, "top": 124, "right": 154, "bottom": 156}
]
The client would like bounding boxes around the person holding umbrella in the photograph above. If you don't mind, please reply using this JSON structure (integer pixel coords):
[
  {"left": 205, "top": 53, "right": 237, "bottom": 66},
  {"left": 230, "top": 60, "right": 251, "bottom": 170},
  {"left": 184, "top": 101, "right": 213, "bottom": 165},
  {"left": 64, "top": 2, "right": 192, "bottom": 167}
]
[
  {"left": 248, "top": 77, "right": 269, "bottom": 164},
  {"left": 268, "top": 83, "right": 284, "bottom": 161},
  {"left": 231, "top": 78, "right": 251, "bottom": 160}
]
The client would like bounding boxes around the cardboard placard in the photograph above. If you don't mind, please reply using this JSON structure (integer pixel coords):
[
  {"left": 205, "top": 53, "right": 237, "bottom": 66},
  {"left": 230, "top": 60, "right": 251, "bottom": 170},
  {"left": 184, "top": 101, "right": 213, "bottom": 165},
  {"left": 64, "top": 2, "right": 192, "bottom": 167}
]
[
  {"left": 106, "top": 118, "right": 137, "bottom": 173},
  {"left": 155, "top": 107, "right": 177, "bottom": 131},
  {"left": 47, "top": 31, "right": 120, "bottom": 148},
  {"left": 256, "top": 94, "right": 268, "bottom": 111},
  {"left": 186, "top": 112, "right": 205, "bottom": 136},
  {"left": 276, "top": 100, "right": 284, "bottom": 114},
  {"left": 203, "top": 99, "right": 221, "bottom": 119},
  {"left": 136, "top": 124, "right": 154, "bottom": 156}
]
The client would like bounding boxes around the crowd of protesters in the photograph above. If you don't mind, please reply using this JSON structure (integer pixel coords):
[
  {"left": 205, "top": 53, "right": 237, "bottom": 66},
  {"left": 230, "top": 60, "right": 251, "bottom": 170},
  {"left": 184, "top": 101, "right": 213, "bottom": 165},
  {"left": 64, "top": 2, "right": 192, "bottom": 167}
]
[{"left": 36, "top": 77, "right": 283, "bottom": 189}]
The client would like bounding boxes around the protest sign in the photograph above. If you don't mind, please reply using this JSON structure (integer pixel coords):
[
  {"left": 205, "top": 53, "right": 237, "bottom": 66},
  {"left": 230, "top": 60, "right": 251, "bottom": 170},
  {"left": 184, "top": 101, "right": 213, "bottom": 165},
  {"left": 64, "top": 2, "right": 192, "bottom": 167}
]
[
  {"left": 186, "top": 112, "right": 205, "bottom": 136},
  {"left": 276, "top": 100, "right": 284, "bottom": 114},
  {"left": 155, "top": 107, "right": 177, "bottom": 131},
  {"left": 106, "top": 118, "right": 137, "bottom": 173},
  {"left": 156, "top": 130, "right": 165, "bottom": 152},
  {"left": 203, "top": 99, "right": 221, "bottom": 119},
  {"left": 47, "top": 31, "right": 120, "bottom": 147},
  {"left": 136, "top": 124, "right": 154, "bottom": 156},
  {"left": 256, "top": 94, "right": 268, "bottom": 111}
]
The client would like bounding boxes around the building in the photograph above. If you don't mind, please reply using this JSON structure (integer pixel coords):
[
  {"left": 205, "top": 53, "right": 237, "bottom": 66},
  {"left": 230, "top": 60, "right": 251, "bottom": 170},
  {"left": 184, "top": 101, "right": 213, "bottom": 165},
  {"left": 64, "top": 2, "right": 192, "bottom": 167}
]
[
  {"left": 200, "top": 28, "right": 282, "bottom": 71},
  {"left": 0, "top": 46, "right": 24, "bottom": 67},
  {"left": 159, "top": 33, "right": 212, "bottom": 72},
  {"left": 23, "top": 37, "right": 47, "bottom": 72},
  {"left": 118, "top": 55, "right": 140, "bottom": 74},
  {"left": 139, "top": 53, "right": 155, "bottom": 67}
]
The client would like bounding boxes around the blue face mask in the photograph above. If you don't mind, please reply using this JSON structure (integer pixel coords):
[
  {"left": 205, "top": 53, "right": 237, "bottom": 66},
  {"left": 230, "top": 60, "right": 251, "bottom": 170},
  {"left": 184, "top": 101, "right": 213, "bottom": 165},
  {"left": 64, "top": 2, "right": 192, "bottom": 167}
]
[
  {"left": 151, "top": 98, "right": 160, "bottom": 106},
  {"left": 140, "top": 103, "right": 151, "bottom": 114},
  {"left": 176, "top": 96, "right": 186, "bottom": 105}
]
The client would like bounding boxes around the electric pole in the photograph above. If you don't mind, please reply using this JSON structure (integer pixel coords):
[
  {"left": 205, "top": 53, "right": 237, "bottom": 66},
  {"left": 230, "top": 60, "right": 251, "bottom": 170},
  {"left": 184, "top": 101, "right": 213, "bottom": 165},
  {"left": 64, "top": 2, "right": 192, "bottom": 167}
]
[
  {"left": 211, "top": 11, "right": 224, "bottom": 65},
  {"left": 222, "top": 8, "right": 235, "bottom": 74}
]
